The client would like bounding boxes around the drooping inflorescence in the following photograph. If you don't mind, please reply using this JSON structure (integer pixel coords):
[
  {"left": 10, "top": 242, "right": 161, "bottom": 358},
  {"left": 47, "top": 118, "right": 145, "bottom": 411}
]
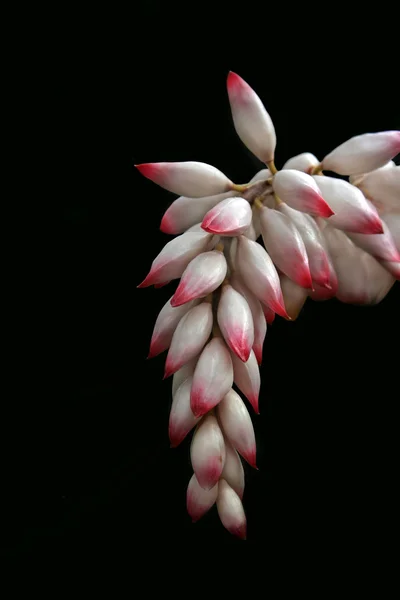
[{"left": 136, "top": 71, "right": 400, "bottom": 539}]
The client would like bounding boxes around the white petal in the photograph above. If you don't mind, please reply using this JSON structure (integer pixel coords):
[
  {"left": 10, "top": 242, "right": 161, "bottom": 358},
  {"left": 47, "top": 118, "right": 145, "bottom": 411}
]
[
  {"left": 230, "top": 349, "right": 260, "bottom": 414},
  {"left": 221, "top": 441, "right": 245, "bottom": 499},
  {"left": 190, "top": 414, "right": 226, "bottom": 490},
  {"left": 186, "top": 474, "right": 218, "bottom": 522},
  {"left": 272, "top": 170, "right": 334, "bottom": 217},
  {"left": 217, "top": 389, "right": 257, "bottom": 467},
  {"left": 171, "top": 250, "right": 227, "bottom": 307},
  {"left": 358, "top": 165, "right": 400, "bottom": 214},
  {"left": 216, "top": 479, "right": 247, "bottom": 539},
  {"left": 160, "top": 191, "right": 236, "bottom": 234},
  {"left": 169, "top": 377, "right": 200, "bottom": 447},
  {"left": 148, "top": 296, "right": 199, "bottom": 358},
  {"left": 172, "top": 359, "right": 197, "bottom": 397},
  {"left": 202, "top": 197, "right": 252, "bottom": 236},
  {"left": 217, "top": 284, "right": 254, "bottom": 362},
  {"left": 282, "top": 152, "right": 319, "bottom": 173}
]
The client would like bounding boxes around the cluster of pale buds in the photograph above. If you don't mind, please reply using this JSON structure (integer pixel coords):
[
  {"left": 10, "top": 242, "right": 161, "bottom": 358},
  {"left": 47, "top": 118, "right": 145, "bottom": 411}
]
[{"left": 136, "top": 72, "right": 400, "bottom": 539}]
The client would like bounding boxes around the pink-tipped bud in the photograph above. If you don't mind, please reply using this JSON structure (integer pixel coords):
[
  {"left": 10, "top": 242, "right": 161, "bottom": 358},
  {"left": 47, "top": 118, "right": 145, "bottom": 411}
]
[
  {"left": 278, "top": 203, "right": 331, "bottom": 288},
  {"left": 201, "top": 197, "right": 252, "bottom": 236},
  {"left": 380, "top": 260, "right": 400, "bottom": 281},
  {"left": 190, "top": 414, "right": 226, "bottom": 491},
  {"left": 358, "top": 165, "right": 400, "bottom": 215},
  {"left": 313, "top": 175, "right": 384, "bottom": 234},
  {"left": 169, "top": 377, "right": 200, "bottom": 447},
  {"left": 272, "top": 170, "right": 334, "bottom": 218},
  {"left": 282, "top": 152, "right": 320, "bottom": 173},
  {"left": 221, "top": 441, "right": 245, "bottom": 499},
  {"left": 229, "top": 273, "right": 267, "bottom": 365},
  {"left": 148, "top": 297, "right": 199, "bottom": 359},
  {"left": 322, "top": 131, "right": 400, "bottom": 176},
  {"left": 186, "top": 474, "right": 218, "bottom": 523},
  {"left": 164, "top": 302, "right": 213, "bottom": 378},
  {"left": 230, "top": 349, "right": 260, "bottom": 414},
  {"left": 190, "top": 337, "right": 233, "bottom": 417},
  {"left": 216, "top": 479, "right": 247, "bottom": 540},
  {"left": 160, "top": 191, "right": 236, "bottom": 235},
  {"left": 217, "top": 389, "right": 257, "bottom": 468},
  {"left": 227, "top": 71, "right": 276, "bottom": 163},
  {"left": 259, "top": 206, "right": 313, "bottom": 289},
  {"left": 170, "top": 250, "right": 227, "bottom": 307},
  {"left": 348, "top": 219, "right": 400, "bottom": 263},
  {"left": 138, "top": 232, "right": 211, "bottom": 288},
  {"left": 172, "top": 359, "right": 197, "bottom": 397},
  {"left": 236, "top": 235, "right": 289, "bottom": 318},
  {"left": 280, "top": 275, "right": 308, "bottom": 320},
  {"left": 217, "top": 284, "right": 254, "bottom": 362},
  {"left": 135, "top": 161, "right": 233, "bottom": 198}
]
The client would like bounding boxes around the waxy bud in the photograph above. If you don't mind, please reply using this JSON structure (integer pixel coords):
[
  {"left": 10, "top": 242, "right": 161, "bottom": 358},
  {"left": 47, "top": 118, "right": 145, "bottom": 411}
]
[
  {"left": 190, "top": 414, "right": 226, "bottom": 490},
  {"left": 313, "top": 175, "right": 384, "bottom": 234},
  {"left": 190, "top": 337, "right": 234, "bottom": 417},
  {"left": 272, "top": 170, "right": 334, "bottom": 217},
  {"left": 322, "top": 131, "right": 400, "bottom": 175},
  {"left": 172, "top": 359, "right": 197, "bottom": 397},
  {"left": 217, "top": 389, "right": 257, "bottom": 468},
  {"left": 280, "top": 275, "right": 308, "bottom": 320},
  {"left": 171, "top": 250, "right": 227, "bottom": 307},
  {"left": 236, "top": 235, "right": 288, "bottom": 318},
  {"left": 230, "top": 349, "right": 260, "bottom": 414},
  {"left": 221, "top": 441, "right": 245, "bottom": 499},
  {"left": 148, "top": 297, "right": 199, "bottom": 359},
  {"left": 160, "top": 192, "right": 236, "bottom": 234},
  {"left": 227, "top": 71, "right": 276, "bottom": 163},
  {"left": 164, "top": 302, "right": 213, "bottom": 378},
  {"left": 202, "top": 196, "right": 252, "bottom": 236},
  {"left": 357, "top": 166, "right": 400, "bottom": 215},
  {"left": 216, "top": 479, "right": 247, "bottom": 540},
  {"left": 217, "top": 284, "right": 254, "bottom": 362},
  {"left": 259, "top": 206, "right": 313, "bottom": 289},
  {"left": 135, "top": 161, "right": 233, "bottom": 197},
  {"left": 186, "top": 475, "right": 218, "bottom": 522},
  {"left": 138, "top": 232, "right": 211, "bottom": 288},
  {"left": 169, "top": 377, "right": 200, "bottom": 447},
  {"left": 282, "top": 152, "right": 319, "bottom": 173}
]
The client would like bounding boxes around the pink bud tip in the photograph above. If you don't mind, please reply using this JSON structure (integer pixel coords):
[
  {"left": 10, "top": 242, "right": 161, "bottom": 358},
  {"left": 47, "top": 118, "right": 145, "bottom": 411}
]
[
  {"left": 243, "top": 448, "right": 258, "bottom": 469},
  {"left": 315, "top": 195, "right": 335, "bottom": 218},
  {"left": 169, "top": 427, "right": 184, "bottom": 448},
  {"left": 160, "top": 212, "right": 175, "bottom": 234},
  {"left": 297, "top": 268, "right": 314, "bottom": 289},
  {"left": 135, "top": 163, "right": 160, "bottom": 180},
  {"left": 154, "top": 281, "right": 170, "bottom": 289},
  {"left": 249, "top": 394, "right": 260, "bottom": 415},
  {"left": 362, "top": 216, "right": 384, "bottom": 235},
  {"left": 231, "top": 523, "right": 247, "bottom": 540},
  {"left": 227, "top": 71, "right": 246, "bottom": 93},
  {"left": 137, "top": 274, "right": 154, "bottom": 289},
  {"left": 170, "top": 285, "right": 193, "bottom": 307},
  {"left": 267, "top": 300, "right": 290, "bottom": 320},
  {"left": 163, "top": 363, "right": 176, "bottom": 380},
  {"left": 231, "top": 340, "right": 251, "bottom": 363}
]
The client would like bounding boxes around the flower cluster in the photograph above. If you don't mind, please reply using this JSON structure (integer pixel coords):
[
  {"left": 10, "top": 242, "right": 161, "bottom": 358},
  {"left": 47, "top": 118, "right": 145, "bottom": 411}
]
[{"left": 136, "top": 72, "right": 400, "bottom": 539}]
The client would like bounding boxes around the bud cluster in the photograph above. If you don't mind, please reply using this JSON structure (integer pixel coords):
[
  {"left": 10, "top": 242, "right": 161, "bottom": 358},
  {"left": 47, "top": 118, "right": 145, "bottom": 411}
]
[{"left": 136, "top": 72, "right": 399, "bottom": 539}]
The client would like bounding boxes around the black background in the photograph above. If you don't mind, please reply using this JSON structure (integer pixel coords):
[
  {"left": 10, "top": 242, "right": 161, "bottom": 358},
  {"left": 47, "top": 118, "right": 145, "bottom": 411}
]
[{"left": 4, "top": 2, "right": 399, "bottom": 565}]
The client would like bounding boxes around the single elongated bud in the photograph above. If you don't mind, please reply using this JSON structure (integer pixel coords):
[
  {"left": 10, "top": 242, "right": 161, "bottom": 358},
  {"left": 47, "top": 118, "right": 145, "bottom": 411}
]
[
  {"left": 383, "top": 213, "right": 400, "bottom": 251},
  {"left": 217, "top": 389, "right": 257, "bottom": 468},
  {"left": 272, "top": 170, "right": 334, "bottom": 217},
  {"left": 227, "top": 71, "right": 276, "bottom": 163},
  {"left": 358, "top": 166, "right": 400, "bottom": 215},
  {"left": 160, "top": 191, "right": 236, "bottom": 234},
  {"left": 259, "top": 206, "right": 313, "bottom": 289},
  {"left": 279, "top": 203, "right": 331, "bottom": 287},
  {"left": 148, "top": 297, "right": 199, "bottom": 359},
  {"left": 190, "top": 337, "right": 233, "bottom": 417},
  {"left": 172, "top": 359, "right": 197, "bottom": 397},
  {"left": 230, "top": 349, "right": 260, "bottom": 414},
  {"left": 138, "top": 232, "right": 211, "bottom": 288},
  {"left": 282, "top": 152, "right": 319, "bottom": 173},
  {"left": 135, "top": 161, "right": 233, "bottom": 197},
  {"left": 236, "top": 235, "right": 289, "bottom": 318},
  {"left": 169, "top": 377, "right": 200, "bottom": 447},
  {"left": 313, "top": 175, "right": 383, "bottom": 234},
  {"left": 171, "top": 250, "right": 227, "bottom": 307},
  {"left": 308, "top": 250, "right": 338, "bottom": 301},
  {"left": 201, "top": 196, "right": 252, "bottom": 236},
  {"left": 164, "top": 302, "right": 213, "bottom": 378},
  {"left": 186, "top": 475, "right": 218, "bottom": 523},
  {"left": 348, "top": 220, "right": 400, "bottom": 263},
  {"left": 217, "top": 284, "right": 254, "bottom": 362},
  {"left": 190, "top": 414, "right": 226, "bottom": 490},
  {"left": 216, "top": 479, "right": 247, "bottom": 540},
  {"left": 280, "top": 275, "right": 308, "bottom": 320},
  {"left": 221, "top": 441, "right": 245, "bottom": 499},
  {"left": 322, "top": 131, "right": 400, "bottom": 175},
  {"left": 380, "top": 260, "right": 400, "bottom": 280},
  {"left": 229, "top": 273, "right": 267, "bottom": 365}
]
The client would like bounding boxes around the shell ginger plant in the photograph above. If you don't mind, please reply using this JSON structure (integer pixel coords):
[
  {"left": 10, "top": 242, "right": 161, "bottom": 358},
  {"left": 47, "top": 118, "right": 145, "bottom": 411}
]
[{"left": 135, "top": 71, "right": 400, "bottom": 540}]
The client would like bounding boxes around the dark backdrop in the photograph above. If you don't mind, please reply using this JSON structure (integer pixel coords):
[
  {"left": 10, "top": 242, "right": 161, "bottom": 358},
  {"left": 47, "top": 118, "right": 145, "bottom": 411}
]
[{"left": 4, "top": 2, "right": 399, "bottom": 564}]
